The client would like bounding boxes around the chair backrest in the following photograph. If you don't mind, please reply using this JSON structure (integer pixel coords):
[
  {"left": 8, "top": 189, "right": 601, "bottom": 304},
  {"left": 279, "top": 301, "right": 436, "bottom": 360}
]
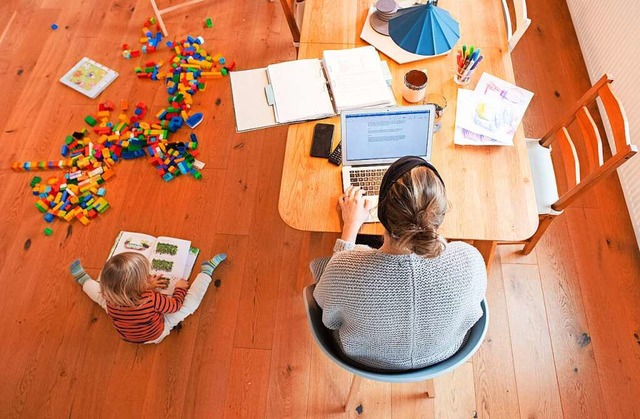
[
  {"left": 303, "top": 284, "right": 488, "bottom": 384},
  {"left": 539, "top": 74, "right": 637, "bottom": 211},
  {"left": 501, "top": 0, "right": 531, "bottom": 52}
]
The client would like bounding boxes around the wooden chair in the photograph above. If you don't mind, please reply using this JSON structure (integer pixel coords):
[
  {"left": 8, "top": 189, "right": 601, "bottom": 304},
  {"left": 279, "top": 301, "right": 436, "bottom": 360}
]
[
  {"left": 149, "top": 0, "right": 205, "bottom": 36},
  {"left": 501, "top": 0, "right": 531, "bottom": 52},
  {"left": 278, "top": 0, "right": 301, "bottom": 50},
  {"left": 303, "top": 284, "right": 488, "bottom": 412},
  {"left": 520, "top": 74, "right": 637, "bottom": 255}
]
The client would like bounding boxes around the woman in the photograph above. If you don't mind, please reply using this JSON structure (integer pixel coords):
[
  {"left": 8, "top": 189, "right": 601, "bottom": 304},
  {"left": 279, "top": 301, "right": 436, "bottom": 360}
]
[{"left": 312, "top": 156, "right": 487, "bottom": 371}]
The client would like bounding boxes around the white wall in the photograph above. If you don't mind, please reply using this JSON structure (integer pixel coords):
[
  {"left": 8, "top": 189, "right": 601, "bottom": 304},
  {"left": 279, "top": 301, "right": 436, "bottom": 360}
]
[{"left": 565, "top": 0, "right": 640, "bottom": 247}]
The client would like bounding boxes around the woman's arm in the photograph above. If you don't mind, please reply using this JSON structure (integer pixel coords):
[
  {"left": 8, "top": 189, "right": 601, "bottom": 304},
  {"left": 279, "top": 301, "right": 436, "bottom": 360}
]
[
  {"left": 338, "top": 186, "right": 373, "bottom": 244},
  {"left": 312, "top": 266, "right": 344, "bottom": 330}
]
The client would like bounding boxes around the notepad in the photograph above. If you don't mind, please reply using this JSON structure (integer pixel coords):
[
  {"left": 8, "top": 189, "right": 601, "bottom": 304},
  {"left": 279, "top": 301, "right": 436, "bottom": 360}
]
[
  {"left": 322, "top": 46, "right": 395, "bottom": 112},
  {"left": 266, "top": 59, "right": 335, "bottom": 123}
]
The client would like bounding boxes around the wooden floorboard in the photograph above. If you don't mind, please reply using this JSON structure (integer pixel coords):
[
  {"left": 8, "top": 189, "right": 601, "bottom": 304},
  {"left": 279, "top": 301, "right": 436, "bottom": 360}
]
[
  {"left": 472, "top": 256, "right": 521, "bottom": 419},
  {"left": 0, "top": 0, "right": 639, "bottom": 417}
]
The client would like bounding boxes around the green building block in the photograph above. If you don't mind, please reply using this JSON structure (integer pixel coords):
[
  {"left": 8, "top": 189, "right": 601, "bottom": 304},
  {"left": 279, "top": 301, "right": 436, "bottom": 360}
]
[
  {"left": 84, "top": 115, "right": 97, "bottom": 126},
  {"left": 44, "top": 227, "right": 53, "bottom": 236},
  {"left": 205, "top": 18, "right": 213, "bottom": 28},
  {"left": 35, "top": 201, "right": 48, "bottom": 213}
]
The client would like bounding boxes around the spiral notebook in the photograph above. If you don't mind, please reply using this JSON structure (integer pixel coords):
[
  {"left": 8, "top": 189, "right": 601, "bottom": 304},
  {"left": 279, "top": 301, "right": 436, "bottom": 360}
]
[{"left": 230, "top": 46, "right": 394, "bottom": 132}]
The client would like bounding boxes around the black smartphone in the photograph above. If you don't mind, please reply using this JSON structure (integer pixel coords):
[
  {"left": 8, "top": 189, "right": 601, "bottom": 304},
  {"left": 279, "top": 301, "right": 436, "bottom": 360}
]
[{"left": 310, "top": 123, "right": 334, "bottom": 158}]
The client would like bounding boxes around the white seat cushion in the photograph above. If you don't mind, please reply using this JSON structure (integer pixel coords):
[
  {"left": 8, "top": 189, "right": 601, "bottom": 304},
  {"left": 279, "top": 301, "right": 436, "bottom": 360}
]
[{"left": 526, "top": 138, "right": 562, "bottom": 215}]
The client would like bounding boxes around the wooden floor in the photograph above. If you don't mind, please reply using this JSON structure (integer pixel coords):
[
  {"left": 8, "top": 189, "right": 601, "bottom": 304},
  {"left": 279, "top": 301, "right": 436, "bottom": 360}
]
[{"left": 0, "top": 0, "right": 639, "bottom": 417}]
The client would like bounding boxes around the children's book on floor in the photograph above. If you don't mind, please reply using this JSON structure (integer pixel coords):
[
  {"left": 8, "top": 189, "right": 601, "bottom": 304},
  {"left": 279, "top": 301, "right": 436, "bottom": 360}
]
[
  {"left": 106, "top": 231, "right": 199, "bottom": 295},
  {"left": 59, "top": 57, "right": 119, "bottom": 98}
]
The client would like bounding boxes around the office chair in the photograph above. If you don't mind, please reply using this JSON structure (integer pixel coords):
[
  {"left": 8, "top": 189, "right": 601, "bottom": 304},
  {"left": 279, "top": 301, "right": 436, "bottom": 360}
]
[
  {"left": 520, "top": 74, "right": 637, "bottom": 254},
  {"left": 303, "top": 284, "right": 488, "bottom": 412}
]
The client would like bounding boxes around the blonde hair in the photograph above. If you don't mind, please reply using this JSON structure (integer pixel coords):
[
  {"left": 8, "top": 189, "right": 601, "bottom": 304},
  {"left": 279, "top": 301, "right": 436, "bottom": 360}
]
[
  {"left": 100, "top": 252, "right": 150, "bottom": 307},
  {"left": 380, "top": 166, "right": 448, "bottom": 258}
]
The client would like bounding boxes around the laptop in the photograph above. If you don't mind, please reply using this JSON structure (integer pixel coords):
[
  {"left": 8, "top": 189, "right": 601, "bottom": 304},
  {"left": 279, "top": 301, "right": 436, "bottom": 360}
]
[{"left": 341, "top": 105, "right": 436, "bottom": 222}]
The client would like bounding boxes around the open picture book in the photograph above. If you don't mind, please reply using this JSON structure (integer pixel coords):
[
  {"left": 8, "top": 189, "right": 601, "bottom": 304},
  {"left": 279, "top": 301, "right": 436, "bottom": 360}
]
[{"left": 106, "top": 231, "right": 199, "bottom": 295}]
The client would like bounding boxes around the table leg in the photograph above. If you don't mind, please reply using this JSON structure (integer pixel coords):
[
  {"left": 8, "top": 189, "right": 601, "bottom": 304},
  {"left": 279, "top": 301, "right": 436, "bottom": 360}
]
[{"left": 474, "top": 240, "right": 496, "bottom": 270}]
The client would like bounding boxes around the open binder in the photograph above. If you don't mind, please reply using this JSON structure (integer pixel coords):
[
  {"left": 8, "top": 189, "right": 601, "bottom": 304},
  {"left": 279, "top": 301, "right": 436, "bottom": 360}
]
[{"left": 230, "top": 46, "right": 395, "bottom": 132}]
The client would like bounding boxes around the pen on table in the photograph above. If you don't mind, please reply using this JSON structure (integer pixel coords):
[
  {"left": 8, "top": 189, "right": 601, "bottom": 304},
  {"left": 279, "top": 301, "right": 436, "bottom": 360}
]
[
  {"left": 461, "top": 53, "right": 483, "bottom": 78},
  {"left": 463, "top": 53, "right": 472, "bottom": 68},
  {"left": 470, "top": 48, "right": 480, "bottom": 63},
  {"left": 469, "top": 55, "right": 484, "bottom": 71},
  {"left": 459, "top": 49, "right": 466, "bottom": 67}
]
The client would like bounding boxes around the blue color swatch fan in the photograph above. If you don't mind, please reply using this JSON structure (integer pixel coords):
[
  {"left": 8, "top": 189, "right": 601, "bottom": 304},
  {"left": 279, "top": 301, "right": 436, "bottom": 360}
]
[{"left": 388, "top": 2, "right": 460, "bottom": 56}]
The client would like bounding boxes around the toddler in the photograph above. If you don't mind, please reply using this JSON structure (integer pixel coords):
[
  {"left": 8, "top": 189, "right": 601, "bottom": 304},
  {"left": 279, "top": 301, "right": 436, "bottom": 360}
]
[{"left": 70, "top": 251, "right": 226, "bottom": 344}]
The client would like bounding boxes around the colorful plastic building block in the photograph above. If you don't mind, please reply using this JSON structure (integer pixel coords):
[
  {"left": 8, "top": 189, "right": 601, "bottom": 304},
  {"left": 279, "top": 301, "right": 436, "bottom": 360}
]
[
  {"left": 44, "top": 227, "right": 53, "bottom": 236},
  {"left": 14, "top": 25, "right": 238, "bottom": 232},
  {"left": 186, "top": 113, "right": 203, "bottom": 128},
  {"left": 84, "top": 115, "right": 97, "bottom": 126}
]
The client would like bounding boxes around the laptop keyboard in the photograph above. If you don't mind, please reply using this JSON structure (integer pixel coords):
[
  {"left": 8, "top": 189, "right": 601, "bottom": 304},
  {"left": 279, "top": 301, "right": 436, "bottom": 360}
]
[{"left": 349, "top": 168, "right": 387, "bottom": 195}]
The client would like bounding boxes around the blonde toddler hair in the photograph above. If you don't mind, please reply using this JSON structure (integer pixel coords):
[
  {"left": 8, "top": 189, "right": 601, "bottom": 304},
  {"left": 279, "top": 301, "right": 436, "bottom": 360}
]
[{"left": 101, "top": 252, "right": 150, "bottom": 307}]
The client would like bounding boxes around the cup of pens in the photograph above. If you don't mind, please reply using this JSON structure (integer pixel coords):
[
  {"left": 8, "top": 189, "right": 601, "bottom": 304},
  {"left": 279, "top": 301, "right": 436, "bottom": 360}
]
[{"left": 454, "top": 45, "right": 483, "bottom": 86}]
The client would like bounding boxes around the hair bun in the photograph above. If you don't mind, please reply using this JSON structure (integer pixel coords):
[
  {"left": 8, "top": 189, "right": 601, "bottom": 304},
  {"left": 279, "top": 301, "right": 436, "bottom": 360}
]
[{"left": 396, "top": 224, "right": 446, "bottom": 258}]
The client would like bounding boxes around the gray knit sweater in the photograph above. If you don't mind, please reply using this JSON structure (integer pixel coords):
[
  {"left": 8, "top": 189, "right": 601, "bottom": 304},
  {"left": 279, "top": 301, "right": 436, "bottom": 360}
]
[{"left": 311, "top": 239, "right": 487, "bottom": 370}]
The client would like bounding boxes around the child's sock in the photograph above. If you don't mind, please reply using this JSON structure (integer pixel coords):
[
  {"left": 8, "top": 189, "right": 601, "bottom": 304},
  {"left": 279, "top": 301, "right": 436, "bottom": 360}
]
[
  {"left": 70, "top": 259, "right": 91, "bottom": 285},
  {"left": 201, "top": 253, "right": 227, "bottom": 276}
]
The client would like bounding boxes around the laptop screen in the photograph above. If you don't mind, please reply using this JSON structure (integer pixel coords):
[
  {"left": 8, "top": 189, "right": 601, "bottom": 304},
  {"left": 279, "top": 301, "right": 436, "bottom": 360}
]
[{"left": 343, "top": 108, "right": 433, "bottom": 163}]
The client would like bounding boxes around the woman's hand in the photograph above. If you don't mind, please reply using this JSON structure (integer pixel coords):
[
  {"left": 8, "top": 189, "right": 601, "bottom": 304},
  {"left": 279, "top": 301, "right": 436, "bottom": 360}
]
[
  {"left": 147, "top": 274, "right": 169, "bottom": 290},
  {"left": 174, "top": 279, "right": 189, "bottom": 289},
  {"left": 338, "top": 186, "right": 373, "bottom": 243}
]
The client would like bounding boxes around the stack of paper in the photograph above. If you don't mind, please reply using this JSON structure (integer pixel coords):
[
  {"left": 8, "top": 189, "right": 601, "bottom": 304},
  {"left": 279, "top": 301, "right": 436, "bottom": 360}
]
[
  {"left": 454, "top": 73, "right": 533, "bottom": 146},
  {"left": 322, "top": 46, "right": 395, "bottom": 112},
  {"left": 266, "top": 59, "right": 335, "bottom": 123}
]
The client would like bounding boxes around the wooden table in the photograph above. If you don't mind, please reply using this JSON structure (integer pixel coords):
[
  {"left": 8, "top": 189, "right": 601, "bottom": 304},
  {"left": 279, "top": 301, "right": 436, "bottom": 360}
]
[{"left": 278, "top": 0, "right": 538, "bottom": 263}]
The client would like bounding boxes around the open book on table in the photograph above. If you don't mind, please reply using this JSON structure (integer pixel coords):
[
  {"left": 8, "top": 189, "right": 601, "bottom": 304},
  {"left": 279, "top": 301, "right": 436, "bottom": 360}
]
[
  {"left": 230, "top": 46, "right": 395, "bottom": 132},
  {"left": 106, "top": 231, "right": 200, "bottom": 295}
]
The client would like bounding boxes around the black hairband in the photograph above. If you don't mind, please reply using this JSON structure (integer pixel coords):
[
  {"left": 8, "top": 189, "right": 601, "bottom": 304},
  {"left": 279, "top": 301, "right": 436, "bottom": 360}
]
[{"left": 377, "top": 156, "right": 445, "bottom": 232}]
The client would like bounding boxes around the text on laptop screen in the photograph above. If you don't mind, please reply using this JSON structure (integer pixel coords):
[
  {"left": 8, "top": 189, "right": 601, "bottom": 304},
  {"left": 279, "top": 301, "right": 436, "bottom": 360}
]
[{"left": 344, "top": 109, "right": 431, "bottom": 161}]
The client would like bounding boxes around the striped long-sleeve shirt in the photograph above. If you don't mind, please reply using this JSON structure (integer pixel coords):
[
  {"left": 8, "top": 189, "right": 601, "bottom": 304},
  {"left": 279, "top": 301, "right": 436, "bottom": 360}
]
[{"left": 106, "top": 288, "right": 188, "bottom": 343}]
